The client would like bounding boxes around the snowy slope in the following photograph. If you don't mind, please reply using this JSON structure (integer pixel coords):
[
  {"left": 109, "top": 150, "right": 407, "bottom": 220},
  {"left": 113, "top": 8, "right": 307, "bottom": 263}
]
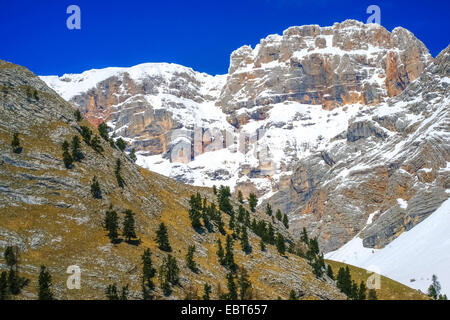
[{"left": 325, "top": 198, "right": 450, "bottom": 295}]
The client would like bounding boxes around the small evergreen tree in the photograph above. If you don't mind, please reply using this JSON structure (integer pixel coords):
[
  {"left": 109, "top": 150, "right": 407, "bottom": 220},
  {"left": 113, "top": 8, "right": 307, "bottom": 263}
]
[
  {"left": 90, "top": 135, "right": 104, "bottom": 153},
  {"left": 212, "top": 185, "right": 217, "bottom": 195},
  {"left": 129, "top": 149, "right": 137, "bottom": 163},
  {"left": 289, "top": 289, "right": 297, "bottom": 300},
  {"left": 74, "top": 109, "right": 83, "bottom": 122},
  {"left": 186, "top": 245, "right": 198, "bottom": 272},
  {"left": 300, "top": 227, "right": 309, "bottom": 244},
  {"left": 98, "top": 122, "right": 110, "bottom": 141},
  {"left": 248, "top": 193, "right": 258, "bottom": 213},
  {"left": 240, "top": 226, "right": 251, "bottom": 253},
  {"left": 62, "top": 140, "right": 73, "bottom": 169},
  {"left": 38, "top": 266, "right": 53, "bottom": 300},
  {"left": 159, "top": 254, "right": 179, "bottom": 286},
  {"left": 202, "top": 283, "right": 212, "bottom": 300},
  {"left": 116, "top": 138, "right": 127, "bottom": 152},
  {"left": 155, "top": 223, "right": 171, "bottom": 252},
  {"left": 106, "top": 284, "right": 119, "bottom": 300},
  {"left": 276, "top": 209, "right": 282, "bottom": 221},
  {"left": 80, "top": 126, "right": 92, "bottom": 145},
  {"left": 119, "top": 285, "right": 129, "bottom": 300},
  {"left": 326, "top": 265, "right": 334, "bottom": 280},
  {"left": 189, "top": 193, "right": 203, "bottom": 230},
  {"left": 71, "top": 135, "right": 84, "bottom": 161},
  {"left": 90, "top": 176, "right": 102, "bottom": 199},
  {"left": 224, "top": 235, "right": 236, "bottom": 272},
  {"left": 237, "top": 190, "right": 244, "bottom": 204},
  {"left": 122, "top": 209, "right": 137, "bottom": 242},
  {"left": 0, "top": 271, "right": 8, "bottom": 300},
  {"left": 115, "top": 159, "right": 125, "bottom": 188},
  {"left": 11, "top": 133, "right": 22, "bottom": 154},
  {"left": 283, "top": 214, "right": 289, "bottom": 229},
  {"left": 276, "top": 233, "right": 286, "bottom": 255},
  {"left": 225, "top": 272, "right": 237, "bottom": 300},
  {"left": 358, "top": 281, "right": 367, "bottom": 300},
  {"left": 142, "top": 248, "right": 156, "bottom": 299},
  {"left": 238, "top": 267, "right": 252, "bottom": 300},
  {"left": 217, "top": 238, "right": 225, "bottom": 265},
  {"left": 104, "top": 207, "right": 119, "bottom": 243},
  {"left": 265, "top": 203, "right": 272, "bottom": 216},
  {"left": 4, "top": 246, "right": 17, "bottom": 268}
]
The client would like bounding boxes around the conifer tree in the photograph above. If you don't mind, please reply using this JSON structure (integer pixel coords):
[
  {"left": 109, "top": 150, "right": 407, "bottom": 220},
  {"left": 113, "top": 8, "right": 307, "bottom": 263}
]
[
  {"left": 104, "top": 207, "right": 119, "bottom": 243},
  {"left": 283, "top": 214, "right": 289, "bottom": 229},
  {"left": 160, "top": 254, "right": 179, "bottom": 285},
  {"left": 276, "top": 233, "right": 286, "bottom": 255},
  {"left": 62, "top": 140, "right": 73, "bottom": 169},
  {"left": 186, "top": 245, "right": 198, "bottom": 272},
  {"left": 0, "top": 271, "right": 8, "bottom": 300},
  {"left": 238, "top": 267, "right": 252, "bottom": 300},
  {"left": 106, "top": 284, "right": 119, "bottom": 300},
  {"left": 212, "top": 185, "right": 217, "bottom": 195},
  {"left": 265, "top": 203, "right": 272, "bottom": 216},
  {"left": 327, "top": 265, "right": 334, "bottom": 280},
  {"left": 129, "top": 149, "right": 137, "bottom": 163},
  {"left": 358, "top": 281, "right": 367, "bottom": 300},
  {"left": 237, "top": 190, "right": 244, "bottom": 204},
  {"left": 260, "top": 239, "right": 266, "bottom": 252},
  {"left": 218, "top": 186, "right": 233, "bottom": 215},
  {"left": 90, "top": 135, "right": 104, "bottom": 153},
  {"left": 217, "top": 238, "right": 225, "bottom": 265},
  {"left": 115, "top": 158, "right": 125, "bottom": 188},
  {"left": 225, "top": 235, "right": 236, "bottom": 272},
  {"left": 80, "top": 126, "right": 92, "bottom": 145},
  {"left": 155, "top": 223, "right": 171, "bottom": 252},
  {"left": 300, "top": 227, "right": 309, "bottom": 244},
  {"left": 38, "top": 266, "right": 53, "bottom": 300},
  {"left": 116, "top": 138, "right": 127, "bottom": 152},
  {"left": 142, "top": 248, "right": 156, "bottom": 299},
  {"left": 189, "top": 193, "right": 203, "bottom": 230},
  {"left": 288, "top": 289, "right": 297, "bottom": 300},
  {"left": 240, "top": 226, "right": 251, "bottom": 253},
  {"left": 276, "top": 209, "right": 282, "bottom": 221},
  {"left": 11, "top": 133, "right": 22, "bottom": 154},
  {"left": 225, "top": 272, "right": 237, "bottom": 300},
  {"left": 74, "top": 109, "right": 83, "bottom": 122},
  {"left": 119, "top": 285, "right": 129, "bottom": 300},
  {"left": 4, "top": 246, "right": 17, "bottom": 268},
  {"left": 248, "top": 193, "right": 258, "bottom": 213},
  {"left": 203, "top": 283, "right": 212, "bottom": 300},
  {"left": 122, "top": 209, "right": 136, "bottom": 242},
  {"left": 90, "top": 176, "right": 102, "bottom": 199},
  {"left": 98, "top": 122, "right": 110, "bottom": 141},
  {"left": 71, "top": 135, "right": 83, "bottom": 161}
]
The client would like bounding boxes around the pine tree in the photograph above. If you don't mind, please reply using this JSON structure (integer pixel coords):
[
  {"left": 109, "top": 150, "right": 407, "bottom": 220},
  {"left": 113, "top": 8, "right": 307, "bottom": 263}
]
[
  {"left": 98, "top": 122, "right": 110, "bottom": 141},
  {"left": 218, "top": 186, "right": 233, "bottom": 215},
  {"left": 265, "top": 203, "right": 272, "bottom": 216},
  {"left": 115, "top": 159, "right": 125, "bottom": 188},
  {"left": 358, "top": 281, "right": 367, "bottom": 300},
  {"left": 276, "top": 233, "right": 286, "bottom": 255},
  {"left": 225, "top": 235, "right": 236, "bottom": 272},
  {"left": 237, "top": 190, "right": 244, "bottom": 204},
  {"left": 212, "top": 185, "right": 217, "bottom": 195},
  {"left": 80, "top": 126, "right": 92, "bottom": 145},
  {"left": 240, "top": 226, "right": 251, "bottom": 253},
  {"left": 203, "top": 283, "right": 212, "bottom": 300},
  {"left": 217, "top": 238, "right": 225, "bottom": 265},
  {"left": 7, "top": 269, "right": 21, "bottom": 295},
  {"left": 119, "top": 285, "right": 129, "bottom": 300},
  {"left": 276, "top": 209, "right": 282, "bottom": 221},
  {"left": 238, "top": 267, "right": 252, "bottom": 300},
  {"left": 288, "top": 289, "right": 297, "bottom": 300},
  {"left": 260, "top": 239, "right": 266, "bottom": 252},
  {"left": 11, "top": 133, "right": 22, "bottom": 154},
  {"left": 62, "top": 140, "right": 73, "bottom": 169},
  {"left": 350, "top": 281, "right": 359, "bottom": 300},
  {"left": 141, "top": 248, "right": 156, "bottom": 298},
  {"left": 300, "top": 227, "right": 309, "bottom": 244},
  {"left": 123, "top": 209, "right": 136, "bottom": 242},
  {"left": 248, "top": 193, "right": 258, "bottom": 213},
  {"left": 4, "top": 246, "right": 17, "bottom": 268},
  {"left": 367, "top": 288, "right": 377, "bottom": 300},
  {"left": 186, "top": 245, "right": 198, "bottom": 272},
  {"left": 104, "top": 207, "right": 119, "bottom": 243},
  {"left": 38, "top": 266, "right": 53, "bottom": 300},
  {"left": 155, "top": 223, "right": 171, "bottom": 252},
  {"left": 106, "top": 284, "right": 119, "bottom": 300},
  {"left": 282, "top": 214, "right": 289, "bottom": 229},
  {"left": 74, "top": 109, "right": 83, "bottom": 122},
  {"left": 327, "top": 265, "right": 334, "bottom": 280},
  {"left": 90, "top": 176, "right": 102, "bottom": 199},
  {"left": 116, "top": 138, "right": 127, "bottom": 152},
  {"left": 90, "top": 135, "right": 104, "bottom": 153},
  {"left": 225, "top": 272, "right": 237, "bottom": 300},
  {"left": 0, "top": 271, "right": 8, "bottom": 300},
  {"left": 160, "top": 254, "right": 179, "bottom": 285},
  {"left": 129, "top": 149, "right": 137, "bottom": 163},
  {"left": 71, "top": 135, "right": 83, "bottom": 161},
  {"left": 189, "top": 193, "right": 203, "bottom": 230}
]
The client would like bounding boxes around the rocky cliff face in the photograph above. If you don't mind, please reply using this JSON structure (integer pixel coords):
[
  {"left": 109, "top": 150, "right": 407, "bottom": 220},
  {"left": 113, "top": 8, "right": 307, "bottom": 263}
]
[
  {"left": 40, "top": 21, "right": 448, "bottom": 254},
  {"left": 0, "top": 60, "right": 344, "bottom": 300}
]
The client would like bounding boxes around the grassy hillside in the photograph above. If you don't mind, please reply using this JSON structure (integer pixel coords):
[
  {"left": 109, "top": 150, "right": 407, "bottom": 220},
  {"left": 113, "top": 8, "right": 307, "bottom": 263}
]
[
  {"left": 0, "top": 60, "right": 345, "bottom": 300},
  {"left": 326, "top": 260, "right": 429, "bottom": 300}
]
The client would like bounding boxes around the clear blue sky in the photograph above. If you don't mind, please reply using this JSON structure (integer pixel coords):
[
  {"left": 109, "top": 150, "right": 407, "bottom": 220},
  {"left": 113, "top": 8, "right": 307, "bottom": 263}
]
[{"left": 1, "top": 0, "right": 448, "bottom": 76}]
